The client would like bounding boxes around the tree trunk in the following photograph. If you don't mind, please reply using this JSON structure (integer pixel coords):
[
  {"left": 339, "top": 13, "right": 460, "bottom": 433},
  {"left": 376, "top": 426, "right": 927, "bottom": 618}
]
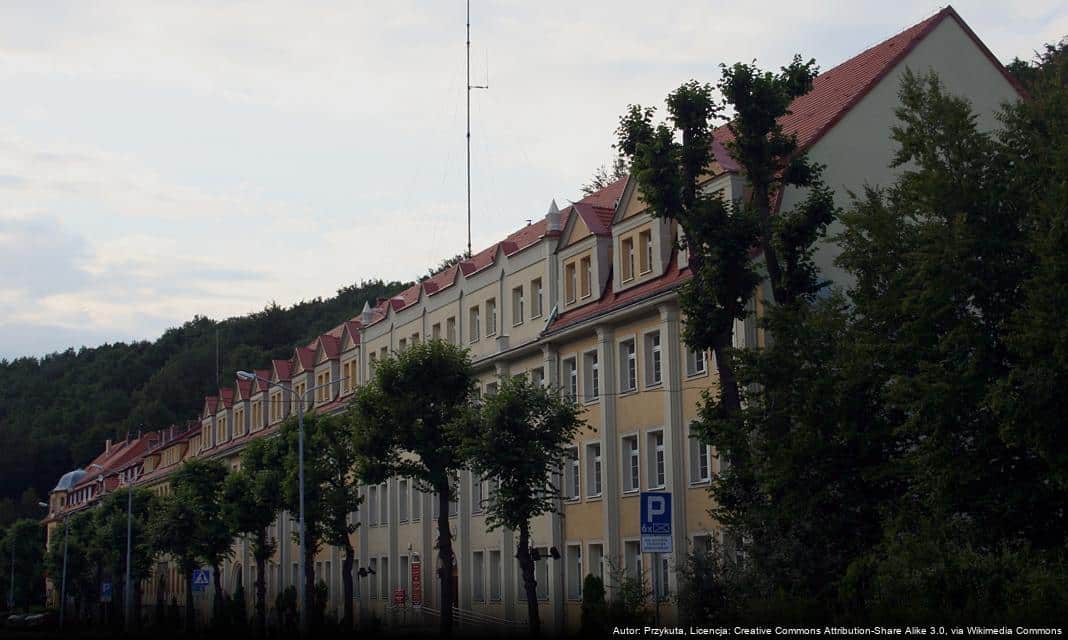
[
  {"left": 436, "top": 488, "right": 454, "bottom": 636},
  {"left": 255, "top": 530, "right": 268, "bottom": 638},
  {"left": 516, "top": 524, "right": 541, "bottom": 636},
  {"left": 342, "top": 541, "right": 355, "bottom": 630},
  {"left": 184, "top": 567, "right": 195, "bottom": 630},
  {"left": 712, "top": 331, "right": 743, "bottom": 414},
  {"left": 133, "top": 573, "right": 143, "bottom": 631},
  {"left": 211, "top": 561, "right": 223, "bottom": 626},
  {"left": 754, "top": 187, "right": 787, "bottom": 305}
]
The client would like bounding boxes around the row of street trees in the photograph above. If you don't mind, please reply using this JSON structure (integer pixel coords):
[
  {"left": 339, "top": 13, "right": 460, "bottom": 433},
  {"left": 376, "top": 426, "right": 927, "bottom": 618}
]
[{"left": 32, "top": 338, "right": 582, "bottom": 637}]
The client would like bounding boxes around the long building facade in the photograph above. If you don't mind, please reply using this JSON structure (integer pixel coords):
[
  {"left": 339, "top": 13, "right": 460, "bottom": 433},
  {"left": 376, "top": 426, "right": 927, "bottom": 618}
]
[{"left": 42, "top": 6, "right": 1023, "bottom": 632}]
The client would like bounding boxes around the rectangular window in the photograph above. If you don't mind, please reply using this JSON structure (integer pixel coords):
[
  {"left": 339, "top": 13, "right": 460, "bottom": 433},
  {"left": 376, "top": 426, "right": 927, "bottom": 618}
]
[
  {"left": 686, "top": 347, "right": 707, "bottom": 377},
  {"left": 639, "top": 229, "right": 653, "bottom": 274},
  {"left": 410, "top": 333, "right": 419, "bottom": 345},
  {"left": 489, "top": 550, "right": 502, "bottom": 601},
  {"left": 531, "top": 278, "right": 543, "bottom": 318},
  {"left": 368, "top": 352, "right": 377, "bottom": 376},
  {"left": 583, "top": 351, "right": 599, "bottom": 401},
  {"left": 624, "top": 540, "right": 642, "bottom": 580},
  {"left": 588, "top": 544, "right": 604, "bottom": 581},
  {"left": 473, "top": 551, "right": 485, "bottom": 602},
  {"left": 398, "top": 337, "right": 407, "bottom": 352},
  {"left": 564, "top": 263, "right": 577, "bottom": 303},
  {"left": 412, "top": 489, "right": 422, "bottom": 522},
  {"left": 380, "top": 557, "right": 389, "bottom": 600},
  {"left": 566, "top": 545, "right": 582, "bottom": 600},
  {"left": 620, "top": 339, "right": 637, "bottom": 392},
  {"left": 398, "top": 480, "right": 409, "bottom": 522},
  {"left": 586, "top": 443, "right": 602, "bottom": 497},
  {"left": 446, "top": 317, "right": 457, "bottom": 344},
  {"left": 368, "top": 558, "right": 378, "bottom": 598},
  {"left": 564, "top": 447, "right": 580, "bottom": 500},
  {"left": 432, "top": 323, "right": 441, "bottom": 340},
  {"left": 368, "top": 486, "right": 378, "bottom": 526},
  {"left": 379, "top": 483, "right": 388, "bottom": 525},
  {"left": 563, "top": 357, "right": 578, "bottom": 400},
  {"left": 530, "top": 367, "right": 544, "bottom": 388},
  {"left": 645, "top": 332, "right": 662, "bottom": 387},
  {"left": 512, "top": 286, "right": 524, "bottom": 326},
  {"left": 648, "top": 431, "right": 665, "bottom": 488},
  {"left": 472, "top": 477, "right": 484, "bottom": 514},
  {"left": 690, "top": 429, "right": 712, "bottom": 483},
  {"left": 622, "top": 236, "right": 635, "bottom": 281},
  {"left": 536, "top": 550, "right": 550, "bottom": 600},
  {"left": 486, "top": 298, "right": 497, "bottom": 336},
  {"left": 400, "top": 555, "right": 409, "bottom": 595},
  {"left": 622, "top": 435, "right": 640, "bottom": 492},
  {"left": 448, "top": 474, "right": 459, "bottom": 517},
  {"left": 469, "top": 306, "right": 480, "bottom": 342},
  {"left": 485, "top": 381, "right": 498, "bottom": 397},
  {"left": 325, "top": 561, "right": 333, "bottom": 599},
  {"left": 580, "top": 256, "right": 592, "bottom": 298}
]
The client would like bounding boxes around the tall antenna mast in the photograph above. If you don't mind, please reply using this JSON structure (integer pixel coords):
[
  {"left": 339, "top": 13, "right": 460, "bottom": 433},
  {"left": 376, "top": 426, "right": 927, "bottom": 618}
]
[{"left": 467, "top": 0, "right": 488, "bottom": 257}]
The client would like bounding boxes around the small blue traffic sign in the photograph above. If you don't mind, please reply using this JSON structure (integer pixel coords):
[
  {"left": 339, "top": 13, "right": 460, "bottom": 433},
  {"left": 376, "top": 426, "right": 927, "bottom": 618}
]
[
  {"left": 640, "top": 491, "right": 672, "bottom": 553},
  {"left": 192, "top": 569, "right": 211, "bottom": 592},
  {"left": 100, "top": 582, "right": 112, "bottom": 603}
]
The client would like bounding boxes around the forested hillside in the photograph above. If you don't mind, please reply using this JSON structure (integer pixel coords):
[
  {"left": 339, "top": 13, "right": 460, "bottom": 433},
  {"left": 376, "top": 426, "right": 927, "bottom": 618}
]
[{"left": 0, "top": 279, "right": 408, "bottom": 524}]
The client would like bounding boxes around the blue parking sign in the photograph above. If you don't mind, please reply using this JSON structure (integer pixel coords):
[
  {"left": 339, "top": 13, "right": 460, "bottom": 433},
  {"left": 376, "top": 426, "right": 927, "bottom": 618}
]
[
  {"left": 100, "top": 582, "right": 112, "bottom": 603},
  {"left": 640, "top": 491, "right": 672, "bottom": 553}
]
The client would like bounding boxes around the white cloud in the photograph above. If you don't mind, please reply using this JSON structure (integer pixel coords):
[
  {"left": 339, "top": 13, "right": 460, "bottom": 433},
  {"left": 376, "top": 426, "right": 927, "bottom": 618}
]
[{"left": 0, "top": 0, "right": 1062, "bottom": 358}]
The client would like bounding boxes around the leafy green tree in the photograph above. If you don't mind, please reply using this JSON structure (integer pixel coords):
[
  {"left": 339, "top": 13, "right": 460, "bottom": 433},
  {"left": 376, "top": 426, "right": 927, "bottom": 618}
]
[
  {"left": 221, "top": 438, "right": 284, "bottom": 635},
  {"left": 170, "top": 459, "right": 232, "bottom": 625},
  {"left": 616, "top": 60, "right": 834, "bottom": 421},
  {"left": 273, "top": 411, "right": 362, "bottom": 630},
  {"left": 579, "top": 574, "right": 606, "bottom": 635},
  {"left": 461, "top": 375, "right": 583, "bottom": 635},
  {"left": 349, "top": 339, "right": 476, "bottom": 636},
  {"left": 45, "top": 510, "right": 98, "bottom": 621},
  {"left": 89, "top": 488, "right": 158, "bottom": 627},
  {"left": 1, "top": 519, "right": 44, "bottom": 611},
  {"left": 149, "top": 490, "right": 200, "bottom": 627}
]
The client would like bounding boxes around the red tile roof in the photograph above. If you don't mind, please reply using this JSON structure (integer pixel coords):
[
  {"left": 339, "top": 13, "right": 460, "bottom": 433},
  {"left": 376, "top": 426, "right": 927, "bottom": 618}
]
[
  {"left": 713, "top": 7, "right": 1024, "bottom": 173},
  {"left": 218, "top": 387, "right": 234, "bottom": 409},
  {"left": 317, "top": 333, "right": 341, "bottom": 360},
  {"left": 253, "top": 369, "right": 272, "bottom": 392},
  {"left": 203, "top": 395, "right": 219, "bottom": 417},
  {"left": 236, "top": 377, "right": 253, "bottom": 400},
  {"left": 294, "top": 347, "right": 315, "bottom": 372},
  {"left": 272, "top": 359, "right": 292, "bottom": 382},
  {"left": 578, "top": 177, "right": 626, "bottom": 209}
]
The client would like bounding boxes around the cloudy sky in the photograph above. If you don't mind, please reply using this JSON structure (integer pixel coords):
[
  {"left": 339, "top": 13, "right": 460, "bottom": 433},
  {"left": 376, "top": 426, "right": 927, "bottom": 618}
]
[{"left": 0, "top": 1, "right": 1064, "bottom": 359}]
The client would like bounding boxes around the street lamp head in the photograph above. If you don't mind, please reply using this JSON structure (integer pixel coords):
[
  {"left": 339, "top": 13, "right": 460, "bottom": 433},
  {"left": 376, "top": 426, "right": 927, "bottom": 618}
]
[
  {"left": 87, "top": 463, "right": 103, "bottom": 471},
  {"left": 37, "top": 502, "right": 48, "bottom": 509},
  {"left": 236, "top": 370, "right": 256, "bottom": 381}
]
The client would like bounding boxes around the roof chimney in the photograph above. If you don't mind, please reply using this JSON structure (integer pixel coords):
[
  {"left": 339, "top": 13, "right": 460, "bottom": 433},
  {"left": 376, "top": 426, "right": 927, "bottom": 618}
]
[
  {"left": 546, "top": 199, "right": 561, "bottom": 233},
  {"left": 105, "top": 439, "right": 112, "bottom": 453},
  {"left": 361, "top": 301, "right": 374, "bottom": 324}
]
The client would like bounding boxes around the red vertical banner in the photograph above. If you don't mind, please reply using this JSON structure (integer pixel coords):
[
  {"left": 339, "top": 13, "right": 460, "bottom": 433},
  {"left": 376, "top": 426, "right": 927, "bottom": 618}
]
[{"left": 410, "top": 561, "right": 422, "bottom": 607}]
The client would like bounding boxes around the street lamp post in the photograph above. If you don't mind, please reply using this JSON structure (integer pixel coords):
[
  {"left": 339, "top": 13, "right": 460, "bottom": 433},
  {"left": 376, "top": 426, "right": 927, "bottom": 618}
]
[{"left": 237, "top": 370, "right": 342, "bottom": 636}]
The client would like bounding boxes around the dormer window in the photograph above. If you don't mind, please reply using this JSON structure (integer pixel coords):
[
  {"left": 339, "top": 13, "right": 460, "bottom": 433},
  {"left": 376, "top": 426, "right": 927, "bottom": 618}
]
[
  {"left": 580, "top": 257, "right": 592, "bottom": 298},
  {"left": 564, "top": 263, "right": 577, "bottom": 303},
  {"left": 622, "top": 237, "right": 635, "bottom": 281},
  {"left": 639, "top": 230, "right": 653, "bottom": 274}
]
